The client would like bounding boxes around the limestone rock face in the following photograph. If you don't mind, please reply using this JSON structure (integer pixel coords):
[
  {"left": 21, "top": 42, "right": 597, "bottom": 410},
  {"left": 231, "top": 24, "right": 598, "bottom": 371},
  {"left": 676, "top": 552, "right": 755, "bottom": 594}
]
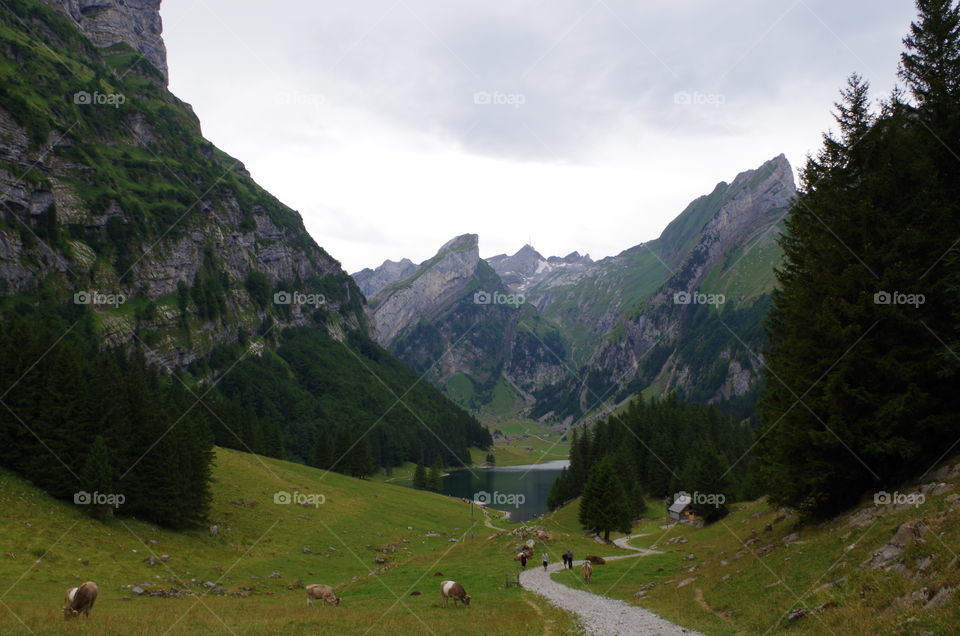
[
  {"left": 353, "top": 258, "right": 417, "bottom": 298},
  {"left": 368, "top": 234, "right": 480, "bottom": 345},
  {"left": 40, "top": 0, "right": 168, "bottom": 81}
]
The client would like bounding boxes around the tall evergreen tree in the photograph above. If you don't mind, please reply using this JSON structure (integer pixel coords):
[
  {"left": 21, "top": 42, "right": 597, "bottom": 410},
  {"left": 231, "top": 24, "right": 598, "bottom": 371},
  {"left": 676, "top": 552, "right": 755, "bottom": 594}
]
[
  {"left": 578, "top": 458, "right": 633, "bottom": 541},
  {"left": 427, "top": 463, "right": 443, "bottom": 492},
  {"left": 412, "top": 463, "right": 427, "bottom": 490},
  {"left": 759, "top": 1, "right": 960, "bottom": 517}
]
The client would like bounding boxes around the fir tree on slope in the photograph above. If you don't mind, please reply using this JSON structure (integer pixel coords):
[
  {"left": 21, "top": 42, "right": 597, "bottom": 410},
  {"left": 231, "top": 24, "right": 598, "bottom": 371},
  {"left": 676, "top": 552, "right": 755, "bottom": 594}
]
[
  {"left": 578, "top": 458, "right": 633, "bottom": 541},
  {"left": 759, "top": 0, "right": 960, "bottom": 517}
]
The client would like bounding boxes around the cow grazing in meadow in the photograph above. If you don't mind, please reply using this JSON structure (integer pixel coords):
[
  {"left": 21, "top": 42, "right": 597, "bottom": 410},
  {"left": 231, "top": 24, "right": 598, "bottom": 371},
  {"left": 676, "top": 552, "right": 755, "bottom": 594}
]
[
  {"left": 440, "top": 580, "right": 471, "bottom": 608},
  {"left": 581, "top": 561, "right": 593, "bottom": 584},
  {"left": 63, "top": 581, "right": 98, "bottom": 619},
  {"left": 305, "top": 584, "right": 340, "bottom": 606},
  {"left": 585, "top": 555, "right": 606, "bottom": 565}
]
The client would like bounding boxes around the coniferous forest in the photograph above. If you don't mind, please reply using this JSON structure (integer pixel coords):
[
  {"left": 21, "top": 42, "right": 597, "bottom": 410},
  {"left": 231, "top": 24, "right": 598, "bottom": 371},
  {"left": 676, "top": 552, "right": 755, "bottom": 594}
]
[
  {"left": 757, "top": 0, "right": 960, "bottom": 518},
  {"left": 0, "top": 302, "right": 490, "bottom": 528}
]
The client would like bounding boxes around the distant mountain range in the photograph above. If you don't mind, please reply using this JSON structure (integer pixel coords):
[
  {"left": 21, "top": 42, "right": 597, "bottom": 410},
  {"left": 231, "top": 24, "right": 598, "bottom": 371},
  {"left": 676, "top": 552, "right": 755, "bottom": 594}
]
[{"left": 354, "top": 154, "right": 796, "bottom": 423}]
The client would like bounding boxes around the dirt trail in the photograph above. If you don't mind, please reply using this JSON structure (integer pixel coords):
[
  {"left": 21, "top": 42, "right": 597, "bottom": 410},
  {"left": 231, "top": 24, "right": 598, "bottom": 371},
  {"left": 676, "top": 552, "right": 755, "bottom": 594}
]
[{"left": 519, "top": 534, "right": 702, "bottom": 636}]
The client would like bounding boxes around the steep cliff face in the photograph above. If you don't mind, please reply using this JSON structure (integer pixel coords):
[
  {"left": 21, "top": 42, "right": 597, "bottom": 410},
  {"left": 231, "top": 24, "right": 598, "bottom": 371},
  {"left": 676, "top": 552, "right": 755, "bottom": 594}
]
[
  {"left": 535, "top": 155, "right": 795, "bottom": 420},
  {"left": 0, "top": 0, "right": 490, "bottom": 468},
  {"left": 363, "top": 234, "right": 569, "bottom": 413},
  {"left": 0, "top": 0, "right": 363, "bottom": 370},
  {"left": 353, "top": 258, "right": 416, "bottom": 298},
  {"left": 369, "top": 234, "right": 482, "bottom": 345},
  {"left": 39, "top": 0, "right": 167, "bottom": 81}
]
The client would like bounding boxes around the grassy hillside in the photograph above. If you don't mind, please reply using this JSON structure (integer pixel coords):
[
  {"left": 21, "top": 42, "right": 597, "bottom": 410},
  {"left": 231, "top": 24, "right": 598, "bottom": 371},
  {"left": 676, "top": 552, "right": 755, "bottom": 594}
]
[
  {"left": 548, "top": 460, "right": 960, "bottom": 635},
  {"left": 0, "top": 447, "right": 577, "bottom": 635}
]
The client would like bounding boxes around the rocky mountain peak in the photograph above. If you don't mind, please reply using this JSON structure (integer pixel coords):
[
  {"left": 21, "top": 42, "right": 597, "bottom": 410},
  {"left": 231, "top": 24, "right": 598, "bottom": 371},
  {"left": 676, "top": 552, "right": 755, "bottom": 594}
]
[
  {"left": 352, "top": 258, "right": 417, "bottom": 298},
  {"left": 40, "top": 0, "right": 168, "bottom": 82}
]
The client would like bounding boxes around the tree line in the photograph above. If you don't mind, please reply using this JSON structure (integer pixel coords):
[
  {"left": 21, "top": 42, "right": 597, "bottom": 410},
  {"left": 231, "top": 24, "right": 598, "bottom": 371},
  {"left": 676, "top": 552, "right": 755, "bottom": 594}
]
[
  {"left": 547, "top": 394, "right": 758, "bottom": 537},
  {"left": 0, "top": 306, "right": 213, "bottom": 529},
  {"left": 759, "top": 0, "right": 960, "bottom": 517}
]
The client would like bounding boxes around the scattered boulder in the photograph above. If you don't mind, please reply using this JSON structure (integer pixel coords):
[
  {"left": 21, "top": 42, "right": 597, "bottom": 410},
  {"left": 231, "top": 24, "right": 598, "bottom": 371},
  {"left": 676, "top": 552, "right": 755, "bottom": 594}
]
[
  {"left": 676, "top": 577, "right": 695, "bottom": 589},
  {"left": 864, "top": 521, "right": 929, "bottom": 571},
  {"left": 267, "top": 572, "right": 281, "bottom": 579},
  {"left": 787, "top": 607, "right": 808, "bottom": 622},
  {"left": 132, "top": 586, "right": 145, "bottom": 596},
  {"left": 209, "top": 525, "right": 219, "bottom": 536},
  {"left": 926, "top": 587, "right": 954, "bottom": 609}
]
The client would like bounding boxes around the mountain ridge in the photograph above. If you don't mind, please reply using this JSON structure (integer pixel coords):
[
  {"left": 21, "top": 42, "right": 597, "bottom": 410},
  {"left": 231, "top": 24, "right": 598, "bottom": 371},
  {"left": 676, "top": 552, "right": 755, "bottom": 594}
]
[{"left": 354, "top": 154, "right": 796, "bottom": 422}]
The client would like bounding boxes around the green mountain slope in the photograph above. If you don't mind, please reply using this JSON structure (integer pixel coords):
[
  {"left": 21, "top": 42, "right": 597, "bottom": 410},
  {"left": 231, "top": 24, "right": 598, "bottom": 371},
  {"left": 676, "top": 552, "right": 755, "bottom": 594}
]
[
  {"left": 0, "top": 447, "right": 579, "bottom": 635},
  {"left": 0, "top": 0, "right": 489, "bottom": 522}
]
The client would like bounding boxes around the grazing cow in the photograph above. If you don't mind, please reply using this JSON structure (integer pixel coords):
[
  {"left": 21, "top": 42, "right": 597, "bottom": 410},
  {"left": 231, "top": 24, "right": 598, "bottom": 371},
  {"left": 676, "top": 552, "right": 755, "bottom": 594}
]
[
  {"left": 63, "top": 581, "right": 98, "bottom": 619},
  {"left": 440, "top": 580, "right": 471, "bottom": 608},
  {"left": 585, "top": 555, "right": 606, "bottom": 565},
  {"left": 305, "top": 584, "right": 340, "bottom": 606},
  {"left": 581, "top": 561, "right": 593, "bottom": 584}
]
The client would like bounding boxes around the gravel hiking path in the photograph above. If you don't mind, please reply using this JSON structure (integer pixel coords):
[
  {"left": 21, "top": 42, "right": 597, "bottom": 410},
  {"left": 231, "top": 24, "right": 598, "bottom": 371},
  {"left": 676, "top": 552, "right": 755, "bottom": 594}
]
[{"left": 519, "top": 534, "right": 703, "bottom": 636}]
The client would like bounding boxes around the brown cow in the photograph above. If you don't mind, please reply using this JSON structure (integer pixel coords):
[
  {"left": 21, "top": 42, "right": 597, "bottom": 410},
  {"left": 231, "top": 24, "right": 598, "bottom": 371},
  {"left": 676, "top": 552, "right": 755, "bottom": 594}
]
[
  {"left": 584, "top": 555, "right": 606, "bottom": 565},
  {"left": 440, "top": 580, "right": 470, "bottom": 608},
  {"left": 305, "top": 584, "right": 340, "bottom": 606},
  {"left": 63, "top": 581, "right": 98, "bottom": 619},
  {"left": 581, "top": 561, "right": 593, "bottom": 584}
]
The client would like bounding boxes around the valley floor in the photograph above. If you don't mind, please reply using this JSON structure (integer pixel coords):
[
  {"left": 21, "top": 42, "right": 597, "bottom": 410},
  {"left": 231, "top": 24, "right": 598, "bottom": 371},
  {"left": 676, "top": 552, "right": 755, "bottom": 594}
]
[{"left": 3, "top": 446, "right": 959, "bottom": 635}]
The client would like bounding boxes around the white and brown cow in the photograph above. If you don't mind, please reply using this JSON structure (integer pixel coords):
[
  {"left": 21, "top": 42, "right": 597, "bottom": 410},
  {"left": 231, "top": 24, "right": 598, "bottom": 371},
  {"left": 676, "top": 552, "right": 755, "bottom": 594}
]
[
  {"left": 305, "top": 583, "right": 340, "bottom": 606},
  {"left": 440, "top": 580, "right": 470, "bottom": 608},
  {"left": 63, "top": 581, "right": 98, "bottom": 619},
  {"left": 581, "top": 561, "right": 593, "bottom": 584}
]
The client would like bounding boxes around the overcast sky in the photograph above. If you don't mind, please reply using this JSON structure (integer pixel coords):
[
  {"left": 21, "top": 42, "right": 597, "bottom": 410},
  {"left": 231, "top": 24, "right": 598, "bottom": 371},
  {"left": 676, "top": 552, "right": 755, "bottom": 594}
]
[{"left": 161, "top": 1, "right": 917, "bottom": 273}]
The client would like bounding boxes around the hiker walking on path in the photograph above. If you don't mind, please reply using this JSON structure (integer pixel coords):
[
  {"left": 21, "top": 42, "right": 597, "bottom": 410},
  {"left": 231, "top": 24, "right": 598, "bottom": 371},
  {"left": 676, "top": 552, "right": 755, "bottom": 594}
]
[
  {"left": 542, "top": 552, "right": 549, "bottom": 571},
  {"left": 519, "top": 552, "right": 528, "bottom": 568},
  {"left": 565, "top": 550, "right": 574, "bottom": 569}
]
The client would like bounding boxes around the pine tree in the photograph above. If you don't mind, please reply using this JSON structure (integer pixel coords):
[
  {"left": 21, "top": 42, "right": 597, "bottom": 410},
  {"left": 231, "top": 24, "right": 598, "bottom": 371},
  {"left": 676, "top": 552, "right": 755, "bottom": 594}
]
[
  {"left": 900, "top": 0, "right": 960, "bottom": 121},
  {"left": 578, "top": 458, "right": 633, "bottom": 541},
  {"left": 427, "top": 463, "right": 443, "bottom": 491},
  {"left": 412, "top": 464, "right": 427, "bottom": 490},
  {"left": 759, "top": 3, "right": 960, "bottom": 517}
]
